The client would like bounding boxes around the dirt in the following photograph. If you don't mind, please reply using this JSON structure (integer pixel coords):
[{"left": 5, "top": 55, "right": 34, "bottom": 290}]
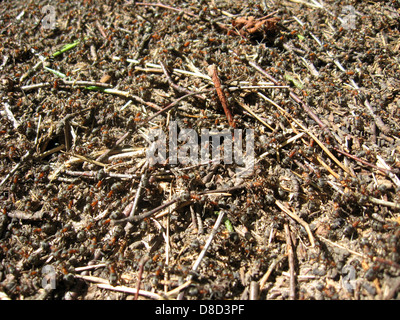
[{"left": 0, "top": 0, "right": 400, "bottom": 300}]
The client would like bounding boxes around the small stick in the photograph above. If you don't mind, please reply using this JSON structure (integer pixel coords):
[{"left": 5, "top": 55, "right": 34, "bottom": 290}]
[
  {"left": 259, "top": 255, "right": 287, "bottom": 290},
  {"left": 20, "top": 80, "right": 112, "bottom": 91},
  {"left": 376, "top": 155, "right": 400, "bottom": 188},
  {"left": 165, "top": 280, "right": 192, "bottom": 298},
  {"left": 368, "top": 196, "right": 400, "bottom": 210},
  {"left": 135, "top": 255, "right": 150, "bottom": 300},
  {"left": 144, "top": 90, "right": 212, "bottom": 123},
  {"left": 164, "top": 198, "right": 171, "bottom": 293},
  {"left": 37, "top": 144, "right": 65, "bottom": 159},
  {"left": 259, "top": 92, "right": 353, "bottom": 176},
  {"left": 113, "top": 198, "right": 179, "bottom": 225},
  {"left": 95, "top": 20, "right": 108, "bottom": 39},
  {"left": 371, "top": 121, "right": 378, "bottom": 144},
  {"left": 129, "top": 94, "right": 162, "bottom": 111},
  {"left": 208, "top": 64, "right": 235, "bottom": 128},
  {"left": 236, "top": 100, "right": 274, "bottom": 131},
  {"left": 96, "top": 131, "right": 131, "bottom": 163},
  {"left": 249, "top": 61, "right": 330, "bottom": 135},
  {"left": 333, "top": 147, "right": 393, "bottom": 175},
  {"left": 3, "top": 102, "right": 20, "bottom": 129},
  {"left": 189, "top": 205, "right": 198, "bottom": 233},
  {"left": 276, "top": 200, "right": 315, "bottom": 247},
  {"left": 62, "top": 80, "right": 113, "bottom": 88},
  {"left": 177, "top": 211, "right": 226, "bottom": 300},
  {"left": 64, "top": 170, "right": 143, "bottom": 180},
  {"left": 363, "top": 96, "right": 390, "bottom": 135},
  {"left": 7, "top": 210, "right": 44, "bottom": 221},
  {"left": 96, "top": 283, "right": 163, "bottom": 300},
  {"left": 193, "top": 211, "right": 225, "bottom": 271},
  {"left": 318, "top": 235, "right": 366, "bottom": 258},
  {"left": 284, "top": 224, "right": 296, "bottom": 300},
  {"left": 196, "top": 208, "right": 204, "bottom": 235},
  {"left": 159, "top": 61, "right": 205, "bottom": 100},
  {"left": 0, "top": 149, "right": 34, "bottom": 189},
  {"left": 75, "top": 264, "right": 107, "bottom": 272},
  {"left": 113, "top": 183, "right": 249, "bottom": 225},
  {"left": 74, "top": 274, "right": 108, "bottom": 285},
  {"left": 197, "top": 183, "right": 248, "bottom": 195},
  {"left": 129, "top": 173, "right": 146, "bottom": 219},
  {"left": 316, "top": 154, "right": 340, "bottom": 180},
  {"left": 64, "top": 152, "right": 106, "bottom": 167}
]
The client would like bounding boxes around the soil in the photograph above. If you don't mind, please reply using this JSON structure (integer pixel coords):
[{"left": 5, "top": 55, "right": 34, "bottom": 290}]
[{"left": 0, "top": 0, "right": 400, "bottom": 300}]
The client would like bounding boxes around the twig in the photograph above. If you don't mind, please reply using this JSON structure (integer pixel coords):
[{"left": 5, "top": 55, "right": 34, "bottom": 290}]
[
  {"left": 197, "top": 183, "right": 248, "bottom": 195},
  {"left": 144, "top": 89, "right": 212, "bottom": 123},
  {"left": 63, "top": 151, "right": 106, "bottom": 167},
  {"left": 249, "top": 61, "right": 331, "bottom": 135},
  {"left": 129, "top": 94, "right": 162, "bottom": 111},
  {"left": 333, "top": 147, "right": 392, "bottom": 175},
  {"left": 75, "top": 264, "right": 107, "bottom": 272},
  {"left": 258, "top": 92, "right": 353, "bottom": 177},
  {"left": 236, "top": 101, "right": 274, "bottom": 131},
  {"left": 259, "top": 255, "right": 287, "bottom": 290},
  {"left": 95, "top": 132, "right": 131, "bottom": 163},
  {"left": 75, "top": 274, "right": 163, "bottom": 299},
  {"left": 362, "top": 91, "right": 390, "bottom": 135},
  {"left": 165, "top": 280, "right": 192, "bottom": 298},
  {"left": 159, "top": 61, "right": 205, "bottom": 100},
  {"left": 3, "top": 102, "right": 20, "bottom": 128},
  {"left": 113, "top": 198, "right": 179, "bottom": 225},
  {"left": 208, "top": 64, "right": 235, "bottom": 128},
  {"left": 120, "top": 58, "right": 211, "bottom": 80},
  {"left": 95, "top": 20, "right": 108, "bottom": 39},
  {"left": 129, "top": 172, "right": 146, "bottom": 219},
  {"left": 98, "top": 283, "right": 163, "bottom": 300},
  {"left": 276, "top": 200, "right": 315, "bottom": 247},
  {"left": 64, "top": 169, "right": 141, "bottom": 180},
  {"left": 21, "top": 79, "right": 160, "bottom": 111},
  {"left": 164, "top": 192, "right": 172, "bottom": 293},
  {"left": 20, "top": 80, "right": 113, "bottom": 91},
  {"left": 193, "top": 211, "right": 225, "bottom": 271},
  {"left": 284, "top": 224, "right": 296, "bottom": 300},
  {"left": 7, "top": 210, "right": 44, "bottom": 221},
  {"left": 376, "top": 155, "right": 400, "bottom": 189},
  {"left": 113, "top": 183, "right": 248, "bottom": 225},
  {"left": 177, "top": 211, "right": 226, "bottom": 300},
  {"left": 135, "top": 255, "right": 150, "bottom": 300},
  {"left": 190, "top": 205, "right": 198, "bottom": 233},
  {"left": 0, "top": 149, "right": 34, "bottom": 189},
  {"left": 368, "top": 196, "right": 400, "bottom": 210},
  {"left": 318, "top": 235, "right": 366, "bottom": 258}
]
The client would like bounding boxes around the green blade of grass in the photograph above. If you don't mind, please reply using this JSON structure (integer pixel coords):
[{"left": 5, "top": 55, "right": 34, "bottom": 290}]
[
  {"left": 52, "top": 37, "right": 88, "bottom": 57},
  {"left": 52, "top": 39, "right": 80, "bottom": 57},
  {"left": 224, "top": 218, "right": 234, "bottom": 233},
  {"left": 43, "top": 66, "right": 66, "bottom": 78},
  {"left": 215, "top": 211, "right": 234, "bottom": 233},
  {"left": 284, "top": 73, "right": 304, "bottom": 89}
]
